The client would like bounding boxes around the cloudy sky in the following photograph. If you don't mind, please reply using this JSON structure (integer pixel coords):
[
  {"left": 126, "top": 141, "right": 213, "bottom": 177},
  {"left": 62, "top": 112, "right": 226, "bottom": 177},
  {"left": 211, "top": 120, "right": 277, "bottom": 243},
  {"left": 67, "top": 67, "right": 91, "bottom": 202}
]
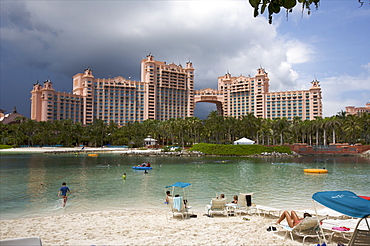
[{"left": 1, "top": 0, "right": 369, "bottom": 119}]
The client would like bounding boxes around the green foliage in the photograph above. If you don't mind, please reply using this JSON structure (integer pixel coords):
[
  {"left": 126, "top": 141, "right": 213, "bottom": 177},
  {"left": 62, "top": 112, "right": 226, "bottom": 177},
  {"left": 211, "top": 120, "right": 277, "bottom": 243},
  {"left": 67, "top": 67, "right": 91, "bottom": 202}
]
[
  {"left": 188, "top": 143, "right": 292, "bottom": 156},
  {"left": 0, "top": 144, "right": 12, "bottom": 149},
  {"left": 1, "top": 111, "right": 369, "bottom": 148},
  {"left": 250, "top": 0, "right": 320, "bottom": 24}
]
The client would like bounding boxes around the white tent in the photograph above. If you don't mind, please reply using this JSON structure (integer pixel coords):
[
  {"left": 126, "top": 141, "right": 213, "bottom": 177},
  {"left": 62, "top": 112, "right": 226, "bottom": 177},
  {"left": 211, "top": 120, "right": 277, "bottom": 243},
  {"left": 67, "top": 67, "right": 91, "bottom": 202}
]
[
  {"left": 233, "top": 137, "right": 255, "bottom": 145},
  {"left": 144, "top": 136, "right": 157, "bottom": 146}
]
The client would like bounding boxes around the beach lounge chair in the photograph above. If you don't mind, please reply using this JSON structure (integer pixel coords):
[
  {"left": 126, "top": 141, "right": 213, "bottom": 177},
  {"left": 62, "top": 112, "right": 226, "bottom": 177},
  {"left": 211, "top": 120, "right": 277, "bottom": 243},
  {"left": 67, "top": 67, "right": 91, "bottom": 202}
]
[
  {"left": 168, "top": 196, "right": 191, "bottom": 220},
  {"left": 208, "top": 198, "right": 228, "bottom": 217},
  {"left": 237, "top": 192, "right": 256, "bottom": 216},
  {"left": 348, "top": 218, "right": 370, "bottom": 246},
  {"left": 0, "top": 236, "right": 42, "bottom": 246},
  {"left": 312, "top": 191, "right": 370, "bottom": 245},
  {"left": 321, "top": 218, "right": 363, "bottom": 241},
  {"left": 256, "top": 205, "right": 282, "bottom": 217},
  {"left": 275, "top": 216, "right": 325, "bottom": 244}
]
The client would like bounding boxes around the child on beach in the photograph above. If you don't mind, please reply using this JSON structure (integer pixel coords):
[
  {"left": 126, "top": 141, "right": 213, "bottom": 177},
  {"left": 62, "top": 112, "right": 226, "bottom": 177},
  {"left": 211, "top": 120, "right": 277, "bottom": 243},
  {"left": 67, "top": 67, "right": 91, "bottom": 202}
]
[{"left": 58, "top": 182, "right": 71, "bottom": 207}]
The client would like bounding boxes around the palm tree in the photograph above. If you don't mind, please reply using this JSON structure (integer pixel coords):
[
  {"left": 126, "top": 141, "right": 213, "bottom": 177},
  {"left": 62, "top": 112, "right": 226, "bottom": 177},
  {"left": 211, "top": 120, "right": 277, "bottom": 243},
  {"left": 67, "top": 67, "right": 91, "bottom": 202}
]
[
  {"left": 71, "top": 122, "right": 84, "bottom": 146},
  {"left": 258, "top": 118, "right": 273, "bottom": 145},
  {"left": 87, "top": 119, "right": 107, "bottom": 147},
  {"left": 336, "top": 110, "right": 347, "bottom": 120},
  {"left": 0, "top": 123, "right": 10, "bottom": 145},
  {"left": 239, "top": 113, "right": 259, "bottom": 141},
  {"left": 174, "top": 117, "right": 187, "bottom": 148},
  {"left": 272, "top": 118, "right": 290, "bottom": 145},
  {"left": 321, "top": 117, "right": 332, "bottom": 146},
  {"left": 167, "top": 118, "right": 178, "bottom": 145},
  {"left": 311, "top": 117, "right": 323, "bottom": 145},
  {"left": 223, "top": 116, "right": 238, "bottom": 144},
  {"left": 184, "top": 117, "right": 203, "bottom": 145},
  {"left": 326, "top": 116, "right": 342, "bottom": 144},
  {"left": 300, "top": 120, "right": 313, "bottom": 144},
  {"left": 18, "top": 118, "right": 37, "bottom": 146},
  {"left": 203, "top": 111, "right": 224, "bottom": 144},
  {"left": 359, "top": 113, "right": 370, "bottom": 144},
  {"left": 343, "top": 114, "right": 362, "bottom": 144},
  {"left": 290, "top": 116, "right": 302, "bottom": 144},
  {"left": 141, "top": 119, "right": 160, "bottom": 139}
]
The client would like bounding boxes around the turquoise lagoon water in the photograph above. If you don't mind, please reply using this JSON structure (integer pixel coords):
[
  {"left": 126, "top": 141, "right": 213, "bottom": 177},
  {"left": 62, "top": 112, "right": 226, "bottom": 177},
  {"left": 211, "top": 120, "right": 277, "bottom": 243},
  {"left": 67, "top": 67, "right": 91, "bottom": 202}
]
[{"left": 0, "top": 153, "right": 369, "bottom": 220}]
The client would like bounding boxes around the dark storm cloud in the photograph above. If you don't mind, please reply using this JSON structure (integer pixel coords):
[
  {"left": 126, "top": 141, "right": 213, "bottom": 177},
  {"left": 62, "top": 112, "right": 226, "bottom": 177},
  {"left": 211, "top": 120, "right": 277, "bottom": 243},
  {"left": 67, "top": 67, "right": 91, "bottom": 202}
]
[
  {"left": 0, "top": 0, "right": 310, "bottom": 116},
  {"left": 2, "top": 2, "right": 51, "bottom": 33},
  {"left": 2, "top": 1, "right": 367, "bottom": 118}
]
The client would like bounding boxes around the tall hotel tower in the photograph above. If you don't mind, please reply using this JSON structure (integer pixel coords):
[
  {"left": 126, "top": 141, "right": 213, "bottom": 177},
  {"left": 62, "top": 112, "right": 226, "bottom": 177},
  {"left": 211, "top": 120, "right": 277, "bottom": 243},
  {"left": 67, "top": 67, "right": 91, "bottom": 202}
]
[{"left": 31, "top": 54, "right": 195, "bottom": 125}]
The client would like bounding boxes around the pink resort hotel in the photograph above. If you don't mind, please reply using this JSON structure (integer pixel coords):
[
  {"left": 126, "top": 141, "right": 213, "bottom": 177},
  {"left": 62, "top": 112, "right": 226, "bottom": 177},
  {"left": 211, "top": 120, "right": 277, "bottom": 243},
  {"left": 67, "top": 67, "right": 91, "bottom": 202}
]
[{"left": 31, "top": 54, "right": 323, "bottom": 126}]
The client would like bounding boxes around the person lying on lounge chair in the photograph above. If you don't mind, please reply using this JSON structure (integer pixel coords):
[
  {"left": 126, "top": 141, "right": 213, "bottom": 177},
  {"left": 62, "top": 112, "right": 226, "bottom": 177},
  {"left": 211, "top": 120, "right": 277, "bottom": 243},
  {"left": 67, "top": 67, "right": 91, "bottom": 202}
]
[{"left": 276, "top": 210, "right": 311, "bottom": 228}]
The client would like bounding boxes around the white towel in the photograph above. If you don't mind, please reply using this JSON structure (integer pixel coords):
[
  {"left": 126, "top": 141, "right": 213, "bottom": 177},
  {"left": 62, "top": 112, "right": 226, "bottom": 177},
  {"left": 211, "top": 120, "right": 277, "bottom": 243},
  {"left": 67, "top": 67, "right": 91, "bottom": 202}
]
[{"left": 173, "top": 197, "right": 182, "bottom": 211}]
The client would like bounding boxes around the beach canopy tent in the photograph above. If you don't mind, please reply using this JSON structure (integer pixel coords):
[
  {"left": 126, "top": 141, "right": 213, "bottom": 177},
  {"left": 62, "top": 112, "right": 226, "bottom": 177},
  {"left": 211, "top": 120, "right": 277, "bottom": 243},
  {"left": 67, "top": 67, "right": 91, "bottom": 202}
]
[
  {"left": 233, "top": 137, "right": 255, "bottom": 145},
  {"left": 165, "top": 182, "right": 191, "bottom": 199},
  {"left": 166, "top": 182, "right": 191, "bottom": 189},
  {"left": 144, "top": 136, "right": 157, "bottom": 146},
  {"left": 312, "top": 191, "right": 370, "bottom": 244},
  {"left": 312, "top": 191, "right": 370, "bottom": 218}
]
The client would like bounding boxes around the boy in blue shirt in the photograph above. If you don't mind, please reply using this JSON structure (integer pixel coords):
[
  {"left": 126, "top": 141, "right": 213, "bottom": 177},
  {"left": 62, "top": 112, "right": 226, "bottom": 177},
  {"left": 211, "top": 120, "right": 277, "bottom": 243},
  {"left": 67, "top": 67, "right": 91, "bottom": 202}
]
[{"left": 58, "top": 182, "right": 71, "bottom": 207}]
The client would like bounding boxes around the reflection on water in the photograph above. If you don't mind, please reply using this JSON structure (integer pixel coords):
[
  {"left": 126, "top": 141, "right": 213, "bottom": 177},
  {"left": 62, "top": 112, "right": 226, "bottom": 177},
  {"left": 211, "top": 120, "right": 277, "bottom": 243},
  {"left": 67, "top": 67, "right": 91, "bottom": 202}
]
[{"left": 0, "top": 153, "right": 369, "bottom": 220}]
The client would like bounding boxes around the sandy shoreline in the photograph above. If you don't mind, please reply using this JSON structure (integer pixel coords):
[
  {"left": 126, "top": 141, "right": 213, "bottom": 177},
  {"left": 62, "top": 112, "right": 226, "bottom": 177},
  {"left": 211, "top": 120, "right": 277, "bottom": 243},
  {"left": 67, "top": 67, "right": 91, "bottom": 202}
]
[
  {"left": 0, "top": 147, "right": 161, "bottom": 154},
  {"left": 0, "top": 209, "right": 307, "bottom": 246}
]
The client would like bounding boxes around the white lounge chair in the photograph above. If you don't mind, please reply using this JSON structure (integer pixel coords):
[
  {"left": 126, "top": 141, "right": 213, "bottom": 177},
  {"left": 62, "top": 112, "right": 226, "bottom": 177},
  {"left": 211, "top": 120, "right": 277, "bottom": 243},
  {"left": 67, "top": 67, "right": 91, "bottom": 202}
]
[
  {"left": 208, "top": 198, "right": 228, "bottom": 217},
  {"left": 348, "top": 218, "right": 370, "bottom": 246},
  {"left": 321, "top": 218, "right": 362, "bottom": 241},
  {"left": 0, "top": 236, "right": 42, "bottom": 246},
  {"left": 256, "top": 205, "right": 282, "bottom": 217},
  {"left": 237, "top": 192, "right": 256, "bottom": 215},
  {"left": 275, "top": 216, "right": 328, "bottom": 244},
  {"left": 168, "top": 196, "right": 191, "bottom": 220}
]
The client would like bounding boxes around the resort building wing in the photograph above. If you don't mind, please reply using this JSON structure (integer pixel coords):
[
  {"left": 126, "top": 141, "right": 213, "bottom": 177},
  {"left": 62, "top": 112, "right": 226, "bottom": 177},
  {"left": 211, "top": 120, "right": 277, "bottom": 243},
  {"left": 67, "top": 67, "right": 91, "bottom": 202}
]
[
  {"left": 194, "top": 68, "right": 322, "bottom": 120},
  {"left": 346, "top": 101, "right": 370, "bottom": 115},
  {"left": 30, "top": 54, "right": 322, "bottom": 125}
]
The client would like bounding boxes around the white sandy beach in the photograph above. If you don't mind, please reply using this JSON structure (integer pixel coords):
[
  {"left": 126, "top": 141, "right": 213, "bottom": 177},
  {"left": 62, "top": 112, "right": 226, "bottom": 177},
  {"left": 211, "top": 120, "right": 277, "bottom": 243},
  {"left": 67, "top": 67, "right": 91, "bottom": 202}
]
[{"left": 0, "top": 209, "right": 310, "bottom": 246}]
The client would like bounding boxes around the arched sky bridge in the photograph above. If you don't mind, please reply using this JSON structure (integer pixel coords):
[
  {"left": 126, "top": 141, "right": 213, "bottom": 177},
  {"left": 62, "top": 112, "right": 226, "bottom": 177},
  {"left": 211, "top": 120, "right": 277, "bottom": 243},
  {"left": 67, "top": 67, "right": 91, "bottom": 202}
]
[{"left": 194, "top": 88, "right": 224, "bottom": 115}]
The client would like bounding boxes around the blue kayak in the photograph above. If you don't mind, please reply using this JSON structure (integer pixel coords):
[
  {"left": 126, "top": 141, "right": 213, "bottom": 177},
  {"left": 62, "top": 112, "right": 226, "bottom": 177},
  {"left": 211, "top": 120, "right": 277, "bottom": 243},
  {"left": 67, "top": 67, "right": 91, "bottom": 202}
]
[{"left": 132, "top": 166, "right": 152, "bottom": 170}]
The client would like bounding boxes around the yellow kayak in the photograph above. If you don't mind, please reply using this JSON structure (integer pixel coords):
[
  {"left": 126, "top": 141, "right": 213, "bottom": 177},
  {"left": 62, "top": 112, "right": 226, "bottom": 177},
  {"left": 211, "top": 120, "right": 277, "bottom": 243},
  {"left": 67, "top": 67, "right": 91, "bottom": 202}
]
[{"left": 304, "top": 168, "right": 328, "bottom": 174}]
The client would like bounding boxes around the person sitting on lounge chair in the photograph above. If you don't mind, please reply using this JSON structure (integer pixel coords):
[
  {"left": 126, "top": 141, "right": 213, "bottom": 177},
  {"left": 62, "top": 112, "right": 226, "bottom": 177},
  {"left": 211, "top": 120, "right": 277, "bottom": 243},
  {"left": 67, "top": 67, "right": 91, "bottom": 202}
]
[
  {"left": 276, "top": 210, "right": 311, "bottom": 228},
  {"left": 231, "top": 195, "right": 238, "bottom": 204},
  {"left": 205, "top": 194, "right": 225, "bottom": 215},
  {"left": 165, "top": 190, "right": 171, "bottom": 204}
]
